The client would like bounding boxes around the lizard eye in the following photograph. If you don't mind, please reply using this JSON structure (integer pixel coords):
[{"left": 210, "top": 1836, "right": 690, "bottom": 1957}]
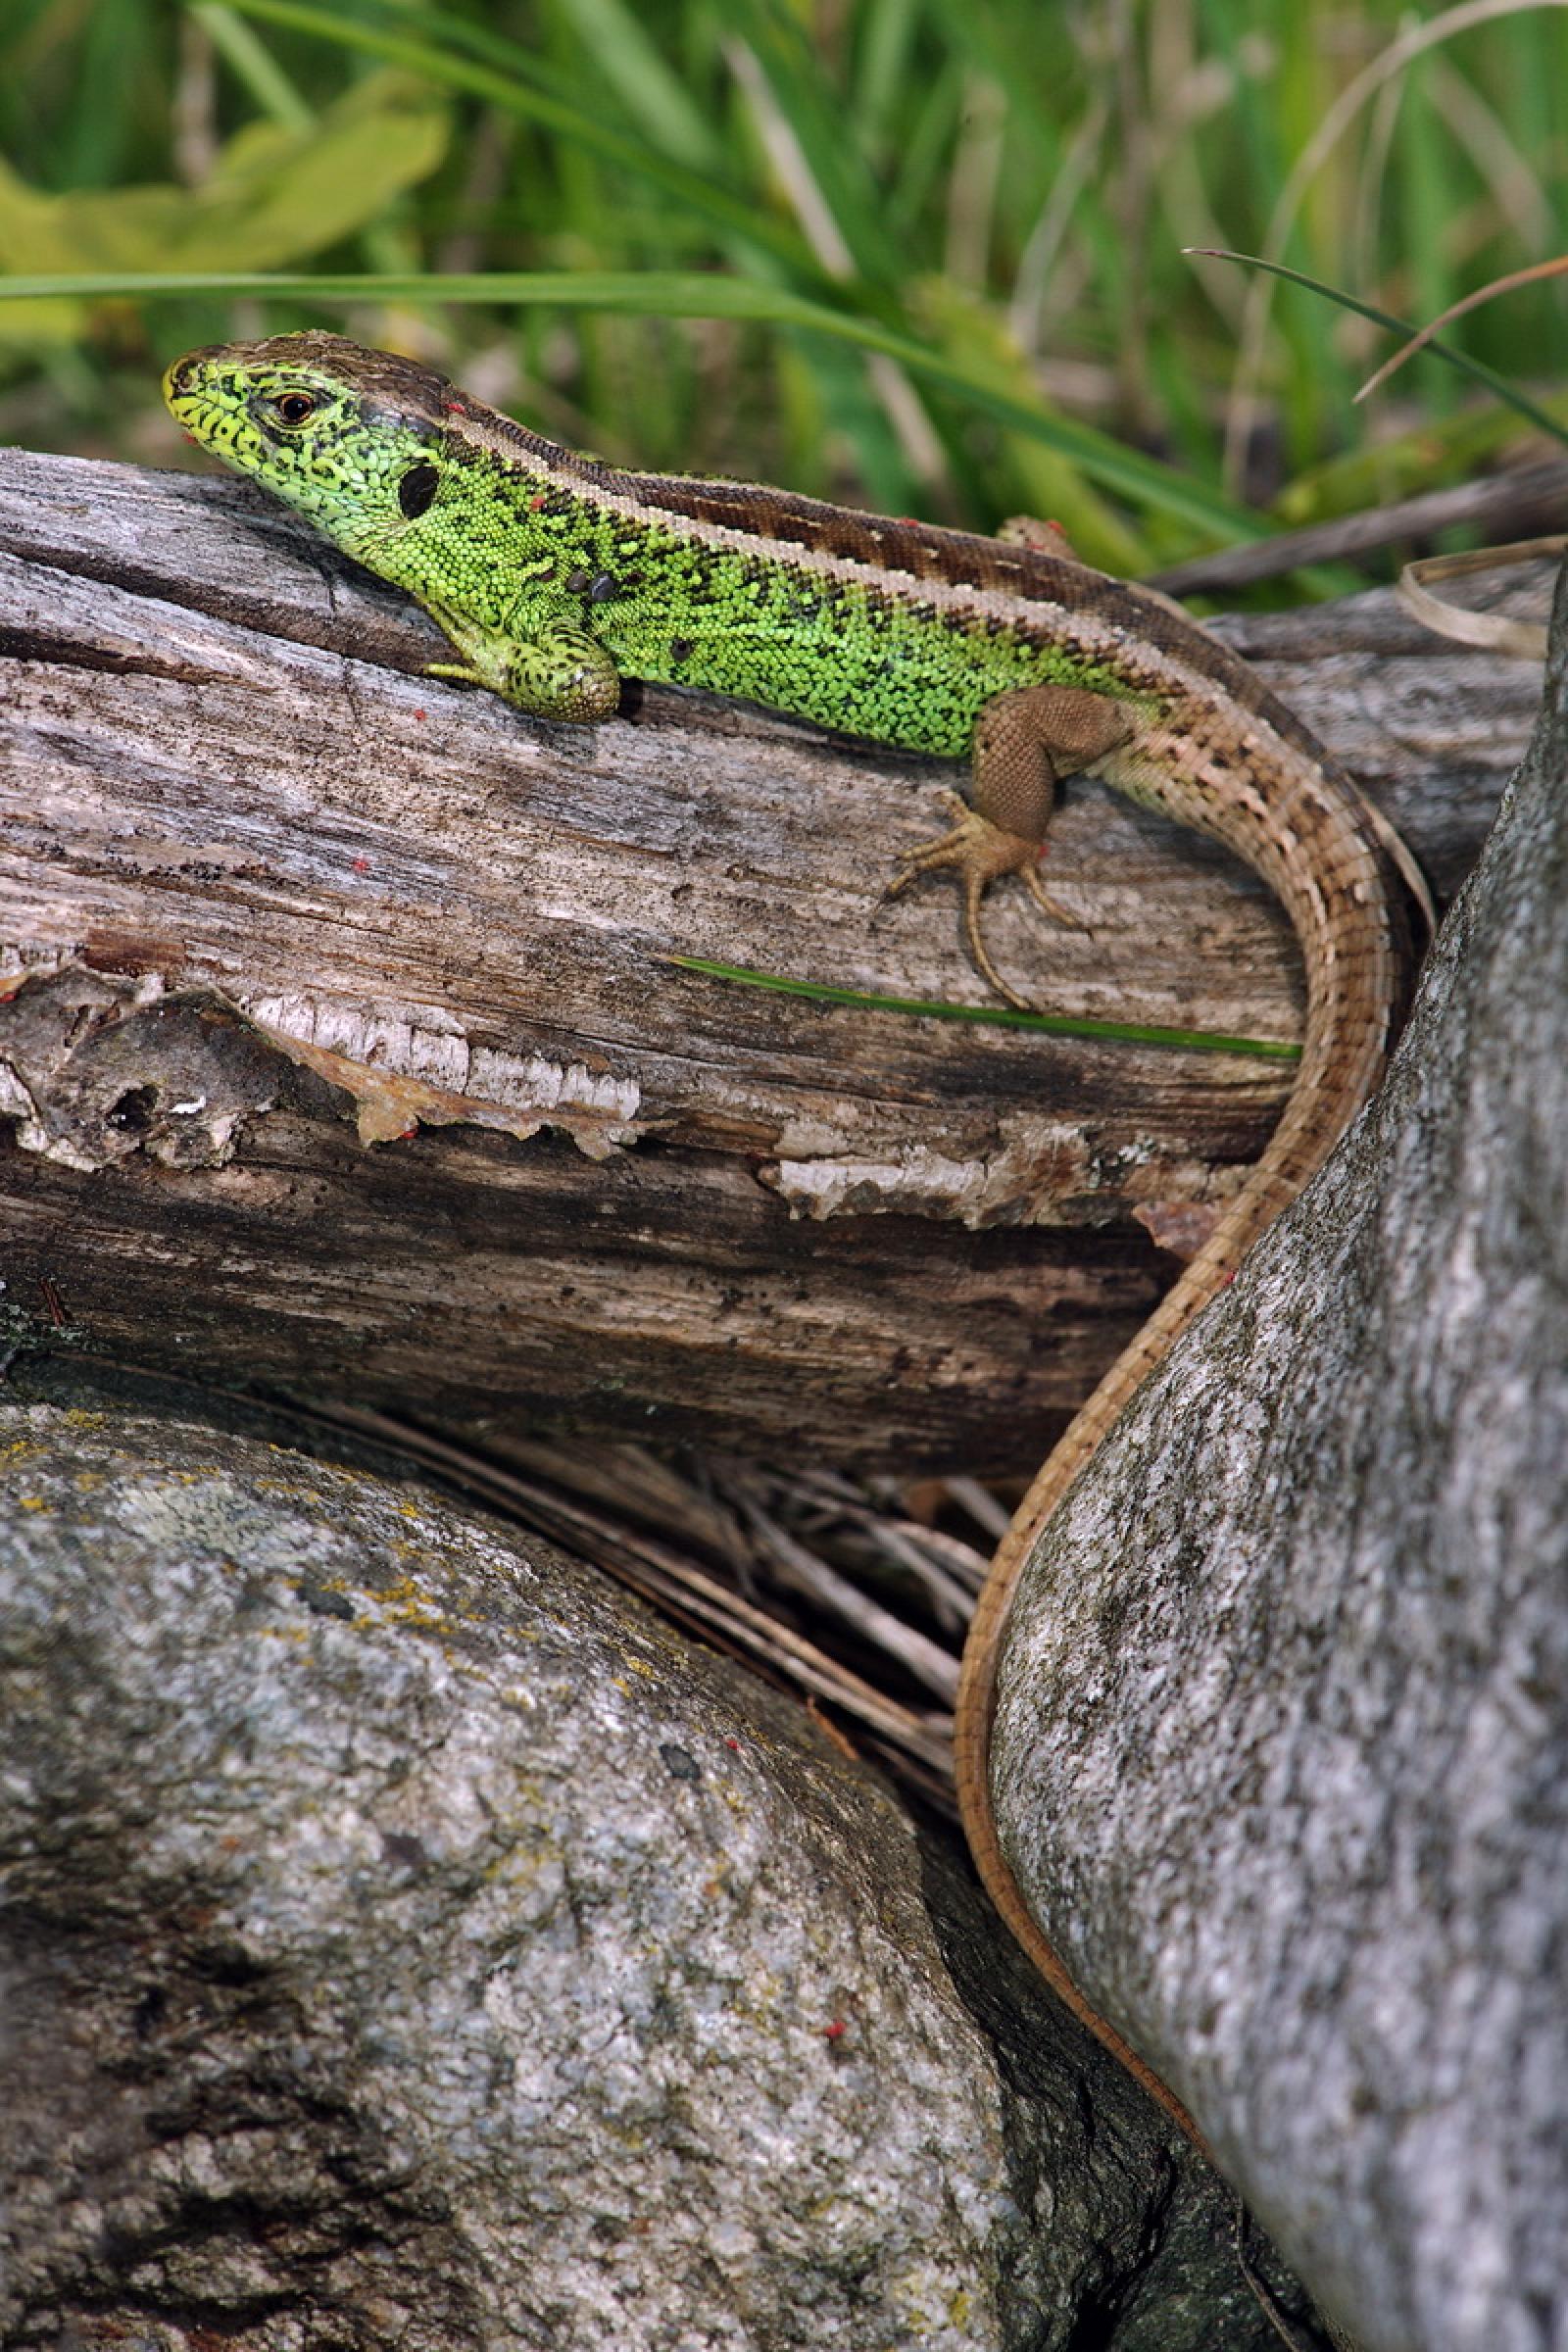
[{"left": 273, "top": 392, "right": 318, "bottom": 426}]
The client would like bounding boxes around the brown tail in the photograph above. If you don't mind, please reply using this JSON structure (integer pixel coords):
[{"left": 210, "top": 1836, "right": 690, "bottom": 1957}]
[{"left": 953, "top": 786, "right": 1420, "bottom": 2158}]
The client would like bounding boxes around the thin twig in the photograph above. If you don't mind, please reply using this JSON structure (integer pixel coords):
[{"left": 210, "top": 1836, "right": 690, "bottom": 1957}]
[{"left": 1148, "top": 461, "right": 1568, "bottom": 597}]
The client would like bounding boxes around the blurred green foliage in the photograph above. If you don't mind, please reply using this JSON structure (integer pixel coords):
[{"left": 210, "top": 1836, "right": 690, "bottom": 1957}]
[
  {"left": 1, "top": 0, "right": 1565, "bottom": 576},
  {"left": 0, "top": 72, "right": 448, "bottom": 342}
]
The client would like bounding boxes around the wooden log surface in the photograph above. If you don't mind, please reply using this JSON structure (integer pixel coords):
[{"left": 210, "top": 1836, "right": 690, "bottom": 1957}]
[{"left": 0, "top": 447, "right": 1550, "bottom": 1466}]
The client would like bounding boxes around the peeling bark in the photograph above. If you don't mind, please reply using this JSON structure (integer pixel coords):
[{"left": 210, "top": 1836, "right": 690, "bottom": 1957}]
[
  {"left": 993, "top": 560, "right": 1568, "bottom": 2351},
  {"left": 0, "top": 449, "right": 1550, "bottom": 1462}
]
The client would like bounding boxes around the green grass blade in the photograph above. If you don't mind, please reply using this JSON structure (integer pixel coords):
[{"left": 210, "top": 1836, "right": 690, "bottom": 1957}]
[
  {"left": 547, "top": 0, "right": 718, "bottom": 170},
  {"left": 0, "top": 264, "right": 1265, "bottom": 538},
  {"left": 1188, "top": 248, "right": 1568, "bottom": 453},
  {"left": 663, "top": 956, "right": 1301, "bottom": 1059},
  {"left": 323, "top": 0, "right": 629, "bottom": 126},
  {"left": 207, "top": 0, "right": 823, "bottom": 282},
  {"left": 915, "top": 0, "right": 1061, "bottom": 153},
  {"left": 191, "top": 1, "right": 314, "bottom": 131},
  {"left": 720, "top": 0, "right": 908, "bottom": 293}
]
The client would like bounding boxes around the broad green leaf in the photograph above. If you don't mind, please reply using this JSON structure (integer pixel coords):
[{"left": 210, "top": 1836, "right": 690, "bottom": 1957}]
[
  {"left": 210, "top": 0, "right": 823, "bottom": 284},
  {"left": 0, "top": 72, "right": 449, "bottom": 341}
]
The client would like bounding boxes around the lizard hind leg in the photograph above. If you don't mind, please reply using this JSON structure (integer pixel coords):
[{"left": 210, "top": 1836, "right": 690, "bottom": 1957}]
[
  {"left": 887, "top": 682, "right": 1132, "bottom": 1010},
  {"left": 884, "top": 788, "right": 1067, "bottom": 1009}
]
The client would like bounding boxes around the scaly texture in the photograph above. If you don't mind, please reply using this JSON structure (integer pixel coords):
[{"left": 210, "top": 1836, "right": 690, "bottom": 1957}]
[{"left": 165, "top": 333, "right": 1422, "bottom": 2158}]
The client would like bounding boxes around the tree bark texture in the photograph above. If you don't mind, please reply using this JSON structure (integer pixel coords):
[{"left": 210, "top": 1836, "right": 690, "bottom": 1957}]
[
  {"left": 992, "top": 560, "right": 1568, "bottom": 2352},
  {"left": 0, "top": 449, "right": 1549, "bottom": 1465}
]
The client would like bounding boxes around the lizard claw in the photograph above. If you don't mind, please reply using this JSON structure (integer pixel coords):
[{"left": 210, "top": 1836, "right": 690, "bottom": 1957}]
[{"left": 885, "top": 793, "right": 1078, "bottom": 1010}]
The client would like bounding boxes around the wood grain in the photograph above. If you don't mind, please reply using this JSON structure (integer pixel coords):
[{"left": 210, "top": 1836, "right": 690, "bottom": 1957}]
[{"left": 0, "top": 450, "right": 1547, "bottom": 1464}]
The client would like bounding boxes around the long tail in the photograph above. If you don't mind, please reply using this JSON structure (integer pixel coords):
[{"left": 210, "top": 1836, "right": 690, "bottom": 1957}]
[{"left": 952, "top": 767, "right": 1419, "bottom": 2158}]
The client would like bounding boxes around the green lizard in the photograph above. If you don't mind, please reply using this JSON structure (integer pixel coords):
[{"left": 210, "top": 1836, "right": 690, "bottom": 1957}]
[{"left": 164, "top": 332, "right": 1423, "bottom": 2163}]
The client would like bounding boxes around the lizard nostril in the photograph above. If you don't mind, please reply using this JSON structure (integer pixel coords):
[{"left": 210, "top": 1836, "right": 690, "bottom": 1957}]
[{"left": 165, "top": 348, "right": 220, "bottom": 400}]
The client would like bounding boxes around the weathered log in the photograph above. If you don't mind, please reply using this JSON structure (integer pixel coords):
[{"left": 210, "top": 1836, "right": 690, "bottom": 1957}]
[
  {"left": 993, "top": 556, "right": 1568, "bottom": 2350},
  {"left": 0, "top": 448, "right": 1547, "bottom": 1464}
]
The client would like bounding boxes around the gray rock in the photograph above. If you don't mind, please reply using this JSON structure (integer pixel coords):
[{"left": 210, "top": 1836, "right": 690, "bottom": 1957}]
[{"left": 0, "top": 1401, "right": 1297, "bottom": 2351}]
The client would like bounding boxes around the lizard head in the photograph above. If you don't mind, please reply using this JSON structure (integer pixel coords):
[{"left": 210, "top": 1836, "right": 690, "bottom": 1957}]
[{"left": 164, "top": 332, "right": 455, "bottom": 560}]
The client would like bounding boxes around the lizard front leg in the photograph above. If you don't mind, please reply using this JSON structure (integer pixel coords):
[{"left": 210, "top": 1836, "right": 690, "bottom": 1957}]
[
  {"left": 888, "top": 683, "right": 1133, "bottom": 1009},
  {"left": 424, "top": 612, "right": 622, "bottom": 722}
]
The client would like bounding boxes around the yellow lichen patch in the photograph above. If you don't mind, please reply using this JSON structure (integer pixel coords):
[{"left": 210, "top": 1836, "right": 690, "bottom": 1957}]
[
  {"left": 367, "top": 1575, "right": 452, "bottom": 1634},
  {"left": 62, "top": 1409, "right": 109, "bottom": 1431},
  {"left": 18, "top": 1495, "right": 50, "bottom": 1512},
  {"left": 0, "top": 1440, "right": 44, "bottom": 1463}
]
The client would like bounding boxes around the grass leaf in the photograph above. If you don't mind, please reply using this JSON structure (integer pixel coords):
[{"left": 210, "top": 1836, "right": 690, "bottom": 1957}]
[
  {"left": 0, "top": 262, "right": 1267, "bottom": 536},
  {"left": 663, "top": 956, "right": 1302, "bottom": 1059},
  {"left": 1188, "top": 247, "right": 1568, "bottom": 453}
]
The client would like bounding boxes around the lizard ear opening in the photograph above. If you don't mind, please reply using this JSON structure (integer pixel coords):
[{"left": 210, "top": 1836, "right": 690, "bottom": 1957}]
[{"left": 398, "top": 462, "right": 439, "bottom": 520}]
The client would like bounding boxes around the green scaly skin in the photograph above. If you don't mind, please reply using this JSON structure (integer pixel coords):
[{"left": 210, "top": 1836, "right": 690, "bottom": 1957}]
[{"left": 165, "top": 334, "right": 1132, "bottom": 756}]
